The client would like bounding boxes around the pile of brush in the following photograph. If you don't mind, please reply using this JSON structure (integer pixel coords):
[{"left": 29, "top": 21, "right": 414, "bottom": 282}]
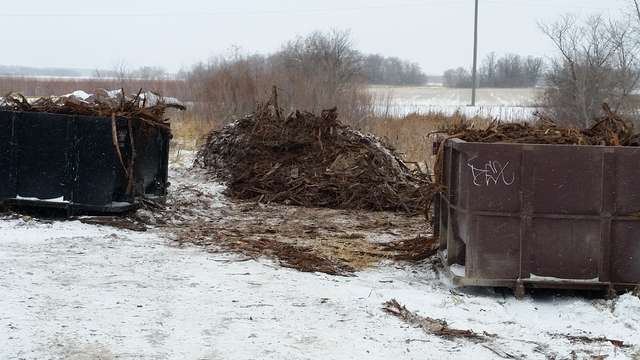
[
  {"left": 195, "top": 99, "right": 437, "bottom": 213},
  {"left": 0, "top": 89, "right": 185, "bottom": 128},
  {"left": 437, "top": 104, "right": 639, "bottom": 146},
  {"left": 431, "top": 104, "right": 640, "bottom": 185}
]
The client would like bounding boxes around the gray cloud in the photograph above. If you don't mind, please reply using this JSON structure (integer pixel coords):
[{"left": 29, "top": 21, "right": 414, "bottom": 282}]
[{"left": 0, "top": 0, "right": 624, "bottom": 74}]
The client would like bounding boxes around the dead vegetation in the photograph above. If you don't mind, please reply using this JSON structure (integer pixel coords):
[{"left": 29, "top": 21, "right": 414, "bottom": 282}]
[
  {"left": 194, "top": 92, "right": 438, "bottom": 213},
  {"left": 557, "top": 335, "right": 628, "bottom": 348},
  {"left": 1, "top": 90, "right": 185, "bottom": 128},
  {"left": 77, "top": 216, "right": 148, "bottom": 232},
  {"left": 435, "top": 104, "right": 639, "bottom": 146},
  {"left": 0, "top": 76, "right": 189, "bottom": 100},
  {"left": 163, "top": 182, "right": 437, "bottom": 275}
]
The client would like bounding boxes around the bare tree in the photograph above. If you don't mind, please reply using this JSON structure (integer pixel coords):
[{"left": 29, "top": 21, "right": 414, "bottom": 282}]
[
  {"left": 135, "top": 66, "right": 166, "bottom": 80},
  {"left": 479, "top": 52, "right": 497, "bottom": 87},
  {"left": 113, "top": 60, "right": 130, "bottom": 87},
  {"left": 362, "top": 54, "right": 427, "bottom": 85},
  {"left": 187, "top": 30, "right": 377, "bottom": 126},
  {"left": 443, "top": 67, "right": 472, "bottom": 88},
  {"left": 276, "top": 29, "right": 365, "bottom": 113},
  {"left": 540, "top": 14, "right": 640, "bottom": 127},
  {"left": 524, "top": 57, "right": 545, "bottom": 86},
  {"left": 632, "top": 0, "right": 640, "bottom": 23}
]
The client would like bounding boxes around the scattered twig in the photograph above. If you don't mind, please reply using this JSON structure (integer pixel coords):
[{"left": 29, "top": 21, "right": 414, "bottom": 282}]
[
  {"left": 78, "top": 216, "right": 147, "bottom": 232},
  {"left": 382, "top": 299, "right": 488, "bottom": 341},
  {"left": 552, "top": 333, "right": 629, "bottom": 348}
]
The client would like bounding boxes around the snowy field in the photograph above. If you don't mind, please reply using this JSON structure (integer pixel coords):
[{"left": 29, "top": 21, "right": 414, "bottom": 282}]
[
  {"left": 369, "top": 86, "right": 543, "bottom": 120},
  {"left": 1, "top": 158, "right": 639, "bottom": 359}
]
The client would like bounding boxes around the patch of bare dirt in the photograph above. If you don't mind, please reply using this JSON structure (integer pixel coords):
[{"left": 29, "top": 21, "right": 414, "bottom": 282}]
[{"left": 149, "top": 179, "right": 436, "bottom": 275}]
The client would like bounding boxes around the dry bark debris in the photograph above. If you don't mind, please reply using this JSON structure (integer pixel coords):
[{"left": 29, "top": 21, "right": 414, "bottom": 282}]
[
  {"left": 174, "top": 208, "right": 438, "bottom": 276},
  {"left": 432, "top": 104, "right": 639, "bottom": 185},
  {"left": 78, "top": 216, "right": 148, "bottom": 232},
  {"left": 435, "top": 104, "right": 639, "bottom": 147},
  {"left": 181, "top": 227, "right": 354, "bottom": 276},
  {"left": 378, "top": 235, "right": 437, "bottom": 261},
  {"left": 194, "top": 100, "right": 438, "bottom": 213},
  {"left": 382, "top": 299, "right": 489, "bottom": 341},
  {"left": 554, "top": 334, "right": 628, "bottom": 348},
  {"left": 1, "top": 90, "right": 185, "bottom": 129},
  {"left": 152, "top": 181, "right": 437, "bottom": 276}
]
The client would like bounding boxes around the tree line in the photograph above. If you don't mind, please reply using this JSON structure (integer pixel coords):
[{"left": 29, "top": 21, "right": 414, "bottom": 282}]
[
  {"left": 362, "top": 54, "right": 428, "bottom": 86},
  {"left": 442, "top": 53, "right": 545, "bottom": 88}
]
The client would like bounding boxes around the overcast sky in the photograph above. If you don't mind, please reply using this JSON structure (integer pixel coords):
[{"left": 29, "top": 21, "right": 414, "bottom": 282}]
[{"left": 0, "top": 0, "right": 629, "bottom": 75}]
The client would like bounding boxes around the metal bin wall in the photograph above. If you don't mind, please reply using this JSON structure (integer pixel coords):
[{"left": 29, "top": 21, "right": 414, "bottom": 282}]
[
  {"left": 435, "top": 138, "right": 640, "bottom": 293},
  {"left": 0, "top": 110, "right": 170, "bottom": 214}
]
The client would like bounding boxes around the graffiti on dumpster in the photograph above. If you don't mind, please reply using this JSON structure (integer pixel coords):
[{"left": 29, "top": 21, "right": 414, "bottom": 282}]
[{"left": 467, "top": 158, "right": 515, "bottom": 187}]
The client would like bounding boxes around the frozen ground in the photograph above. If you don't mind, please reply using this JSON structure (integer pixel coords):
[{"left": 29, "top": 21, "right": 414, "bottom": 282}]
[
  {"left": 369, "top": 86, "right": 543, "bottom": 120},
  {"left": 1, "top": 159, "right": 639, "bottom": 359}
]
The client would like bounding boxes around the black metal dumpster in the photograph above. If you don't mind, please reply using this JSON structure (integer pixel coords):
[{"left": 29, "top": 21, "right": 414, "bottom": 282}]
[
  {"left": 0, "top": 110, "right": 169, "bottom": 214},
  {"left": 435, "top": 138, "right": 640, "bottom": 295}
]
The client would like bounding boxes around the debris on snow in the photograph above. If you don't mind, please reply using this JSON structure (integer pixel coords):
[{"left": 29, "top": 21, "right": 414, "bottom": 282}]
[
  {"left": 552, "top": 334, "right": 628, "bottom": 348},
  {"left": 160, "top": 170, "right": 437, "bottom": 275},
  {"left": 382, "top": 299, "right": 489, "bottom": 342},
  {"left": 77, "top": 216, "right": 148, "bottom": 232}
]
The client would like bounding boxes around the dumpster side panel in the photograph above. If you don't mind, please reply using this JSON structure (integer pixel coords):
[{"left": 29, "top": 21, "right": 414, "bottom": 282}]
[
  {"left": 611, "top": 221, "right": 640, "bottom": 284},
  {"left": 450, "top": 141, "right": 523, "bottom": 279},
  {"left": 132, "top": 123, "right": 169, "bottom": 196},
  {"left": 15, "top": 112, "right": 69, "bottom": 200},
  {"left": 530, "top": 147, "right": 603, "bottom": 215},
  {"left": 0, "top": 111, "right": 17, "bottom": 199},
  {"left": 74, "top": 116, "right": 118, "bottom": 206},
  {"left": 529, "top": 219, "right": 600, "bottom": 279},
  {"left": 615, "top": 149, "right": 640, "bottom": 215},
  {"left": 447, "top": 208, "right": 468, "bottom": 265},
  {"left": 469, "top": 215, "right": 521, "bottom": 279},
  {"left": 527, "top": 147, "right": 603, "bottom": 280},
  {"left": 457, "top": 142, "right": 522, "bottom": 213}
]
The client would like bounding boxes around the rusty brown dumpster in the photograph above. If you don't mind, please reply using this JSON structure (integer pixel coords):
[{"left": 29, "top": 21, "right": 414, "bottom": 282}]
[{"left": 435, "top": 138, "right": 640, "bottom": 296}]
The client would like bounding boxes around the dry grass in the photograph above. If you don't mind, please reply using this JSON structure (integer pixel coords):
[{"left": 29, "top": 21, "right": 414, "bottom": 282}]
[
  {"left": 168, "top": 110, "right": 499, "bottom": 176},
  {"left": 360, "top": 112, "right": 494, "bottom": 172},
  {"left": 171, "top": 112, "right": 216, "bottom": 150}
]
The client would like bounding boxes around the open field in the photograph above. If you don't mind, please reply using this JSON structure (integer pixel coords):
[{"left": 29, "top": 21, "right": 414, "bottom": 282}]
[{"left": 369, "top": 86, "right": 542, "bottom": 120}]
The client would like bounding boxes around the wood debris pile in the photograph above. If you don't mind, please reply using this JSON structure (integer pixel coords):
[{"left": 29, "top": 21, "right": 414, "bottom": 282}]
[
  {"left": 0, "top": 89, "right": 185, "bottom": 129},
  {"left": 437, "top": 104, "right": 639, "bottom": 146},
  {"left": 195, "top": 98, "right": 438, "bottom": 213}
]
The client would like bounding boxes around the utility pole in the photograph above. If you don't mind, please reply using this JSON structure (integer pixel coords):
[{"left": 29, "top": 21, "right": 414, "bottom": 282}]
[{"left": 471, "top": 0, "right": 479, "bottom": 106}]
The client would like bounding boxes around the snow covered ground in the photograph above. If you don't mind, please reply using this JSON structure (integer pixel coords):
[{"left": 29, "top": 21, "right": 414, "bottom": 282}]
[
  {"left": 1, "top": 159, "right": 639, "bottom": 359},
  {"left": 369, "top": 86, "right": 542, "bottom": 120}
]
